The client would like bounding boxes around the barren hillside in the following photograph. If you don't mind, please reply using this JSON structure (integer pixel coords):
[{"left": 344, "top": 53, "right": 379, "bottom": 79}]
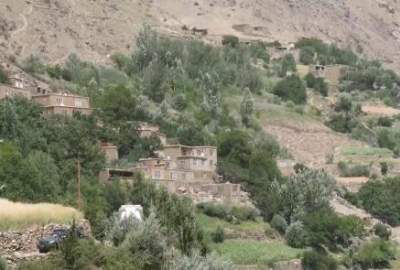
[{"left": 1, "top": 0, "right": 400, "bottom": 68}]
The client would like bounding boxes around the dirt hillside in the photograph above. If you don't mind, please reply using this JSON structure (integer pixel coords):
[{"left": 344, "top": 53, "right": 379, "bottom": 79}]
[{"left": 1, "top": 0, "right": 400, "bottom": 68}]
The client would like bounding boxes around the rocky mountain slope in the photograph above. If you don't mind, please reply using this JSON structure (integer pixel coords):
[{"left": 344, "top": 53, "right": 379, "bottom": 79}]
[{"left": 1, "top": 0, "right": 400, "bottom": 69}]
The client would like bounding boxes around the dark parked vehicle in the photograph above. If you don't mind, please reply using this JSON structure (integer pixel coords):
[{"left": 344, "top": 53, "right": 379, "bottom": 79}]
[{"left": 37, "top": 227, "right": 86, "bottom": 253}]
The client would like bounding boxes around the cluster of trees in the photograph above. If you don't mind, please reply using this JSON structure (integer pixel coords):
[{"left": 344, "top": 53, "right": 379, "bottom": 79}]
[
  {"left": 348, "top": 177, "right": 400, "bottom": 226},
  {"left": 326, "top": 93, "right": 361, "bottom": 133},
  {"left": 18, "top": 178, "right": 234, "bottom": 270},
  {"left": 296, "top": 38, "right": 358, "bottom": 66}
]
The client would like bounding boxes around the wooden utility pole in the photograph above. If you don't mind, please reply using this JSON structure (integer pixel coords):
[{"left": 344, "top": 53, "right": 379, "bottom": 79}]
[{"left": 77, "top": 159, "right": 81, "bottom": 211}]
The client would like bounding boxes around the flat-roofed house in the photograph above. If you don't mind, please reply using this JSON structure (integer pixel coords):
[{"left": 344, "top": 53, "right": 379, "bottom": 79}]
[
  {"left": 32, "top": 93, "right": 92, "bottom": 116},
  {"left": 0, "top": 75, "right": 31, "bottom": 100}
]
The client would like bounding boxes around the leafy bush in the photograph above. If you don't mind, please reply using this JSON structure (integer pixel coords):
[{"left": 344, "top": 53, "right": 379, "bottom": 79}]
[
  {"left": 377, "top": 117, "right": 393, "bottom": 127},
  {"left": 270, "top": 214, "right": 288, "bottom": 234},
  {"left": 285, "top": 222, "right": 308, "bottom": 248},
  {"left": 273, "top": 75, "right": 307, "bottom": 104},
  {"left": 197, "top": 202, "right": 258, "bottom": 222},
  {"left": 212, "top": 226, "right": 225, "bottom": 243},
  {"left": 302, "top": 250, "right": 338, "bottom": 270},
  {"left": 374, "top": 223, "right": 391, "bottom": 240},
  {"left": 230, "top": 206, "right": 258, "bottom": 221},
  {"left": 353, "top": 240, "right": 395, "bottom": 269},
  {"left": 337, "top": 161, "right": 369, "bottom": 177},
  {"left": 0, "top": 66, "right": 8, "bottom": 84},
  {"left": 222, "top": 35, "right": 239, "bottom": 48},
  {"left": 357, "top": 177, "right": 400, "bottom": 226},
  {"left": 303, "top": 208, "right": 366, "bottom": 250},
  {"left": 197, "top": 203, "right": 228, "bottom": 220}
]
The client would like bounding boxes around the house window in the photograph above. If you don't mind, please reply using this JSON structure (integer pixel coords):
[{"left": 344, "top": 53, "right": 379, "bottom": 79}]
[
  {"left": 197, "top": 149, "right": 201, "bottom": 156},
  {"left": 209, "top": 160, "right": 213, "bottom": 167},
  {"left": 154, "top": 171, "right": 161, "bottom": 179},
  {"left": 56, "top": 98, "right": 62, "bottom": 105},
  {"left": 180, "top": 161, "right": 185, "bottom": 168},
  {"left": 209, "top": 149, "right": 214, "bottom": 155},
  {"left": 193, "top": 159, "right": 197, "bottom": 167},
  {"left": 202, "top": 160, "right": 205, "bottom": 167}
]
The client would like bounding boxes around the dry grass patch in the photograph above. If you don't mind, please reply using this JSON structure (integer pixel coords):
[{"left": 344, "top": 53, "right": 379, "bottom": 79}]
[{"left": 0, "top": 199, "right": 83, "bottom": 231}]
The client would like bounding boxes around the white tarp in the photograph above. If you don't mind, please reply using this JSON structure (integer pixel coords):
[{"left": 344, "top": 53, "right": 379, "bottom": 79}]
[{"left": 118, "top": 205, "right": 143, "bottom": 222}]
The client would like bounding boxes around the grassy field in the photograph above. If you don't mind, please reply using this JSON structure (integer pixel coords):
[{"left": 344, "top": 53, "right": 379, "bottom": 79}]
[
  {"left": 0, "top": 199, "right": 83, "bottom": 230},
  {"left": 340, "top": 146, "right": 393, "bottom": 157},
  {"left": 212, "top": 239, "right": 303, "bottom": 266},
  {"left": 197, "top": 213, "right": 302, "bottom": 266}
]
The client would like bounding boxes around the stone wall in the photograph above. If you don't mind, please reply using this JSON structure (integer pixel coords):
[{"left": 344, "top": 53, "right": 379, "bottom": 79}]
[{"left": 0, "top": 220, "right": 90, "bottom": 267}]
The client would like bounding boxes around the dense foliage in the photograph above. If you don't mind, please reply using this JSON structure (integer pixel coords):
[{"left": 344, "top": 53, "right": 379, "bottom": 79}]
[
  {"left": 273, "top": 75, "right": 306, "bottom": 104},
  {"left": 354, "top": 177, "right": 400, "bottom": 226}
]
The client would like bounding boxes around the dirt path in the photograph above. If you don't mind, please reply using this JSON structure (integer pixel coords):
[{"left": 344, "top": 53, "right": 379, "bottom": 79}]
[{"left": 10, "top": 3, "right": 33, "bottom": 56}]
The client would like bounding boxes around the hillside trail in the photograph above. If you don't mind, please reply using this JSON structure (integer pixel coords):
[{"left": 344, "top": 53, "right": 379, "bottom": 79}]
[{"left": 10, "top": 3, "right": 33, "bottom": 57}]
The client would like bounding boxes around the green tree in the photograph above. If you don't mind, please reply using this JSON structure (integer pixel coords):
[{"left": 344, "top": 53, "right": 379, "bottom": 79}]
[
  {"left": 240, "top": 88, "right": 254, "bottom": 127},
  {"left": 121, "top": 211, "right": 167, "bottom": 270},
  {"left": 299, "top": 47, "right": 316, "bottom": 65},
  {"left": 274, "top": 169, "right": 335, "bottom": 221},
  {"left": 279, "top": 54, "right": 297, "bottom": 77},
  {"left": 273, "top": 75, "right": 307, "bottom": 104}
]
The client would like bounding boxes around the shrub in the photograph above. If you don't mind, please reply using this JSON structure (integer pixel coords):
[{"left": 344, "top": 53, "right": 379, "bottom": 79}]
[
  {"left": 357, "top": 177, "right": 400, "bottom": 226},
  {"left": 230, "top": 206, "right": 258, "bottom": 221},
  {"left": 270, "top": 214, "right": 288, "bottom": 234},
  {"left": 374, "top": 223, "right": 391, "bottom": 240},
  {"left": 212, "top": 226, "right": 225, "bottom": 243},
  {"left": 377, "top": 117, "right": 393, "bottom": 127},
  {"left": 222, "top": 35, "right": 239, "bottom": 48},
  {"left": 294, "top": 163, "right": 308, "bottom": 173},
  {"left": 337, "top": 161, "right": 370, "bottom": 177},
  {"left": 273, "top": 75, "right": 307, "bottom": 104},
  {"left": 380, "top": 162, "right": 388, "bottom": 176},
  {"left": 0, "top": 66, "right": 8, "bottom": 84},
  {"left": 353, "top": 240, "right": 395, "bottom": 269},
  {"left": 198, "top": 203, "right": 229, "bottom": 220},
  {"left": 285, "top": 222, "right": 308, "bottom": 248},
  {"left": 173, "top": 252, "right": 233, "bottom": 270},
  {"left": 303, "top": 208, "right": 366, "bottom": 250},
  {"left": 0, "top": 257, "right": 6, "bottom": 270},
  {"left": 327, "top": 113, "right": 358, "bottom": 133},
  {"left": 302, "top": 250, "right": 338, "bottom": 270},
  {"left": 313, "top": 78, "right": 328, "bottom": 97}
]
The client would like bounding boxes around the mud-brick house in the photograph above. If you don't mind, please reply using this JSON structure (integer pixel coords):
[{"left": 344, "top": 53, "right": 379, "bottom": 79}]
[
  {"left": 135, "top": 145, "right": 218, "bottom": 185},
  {"left": 0, "top": 75, "right": 31, "bottom": 100},
  {"left": 32, "top": 93, "right": 92, "bottom": 116}
]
